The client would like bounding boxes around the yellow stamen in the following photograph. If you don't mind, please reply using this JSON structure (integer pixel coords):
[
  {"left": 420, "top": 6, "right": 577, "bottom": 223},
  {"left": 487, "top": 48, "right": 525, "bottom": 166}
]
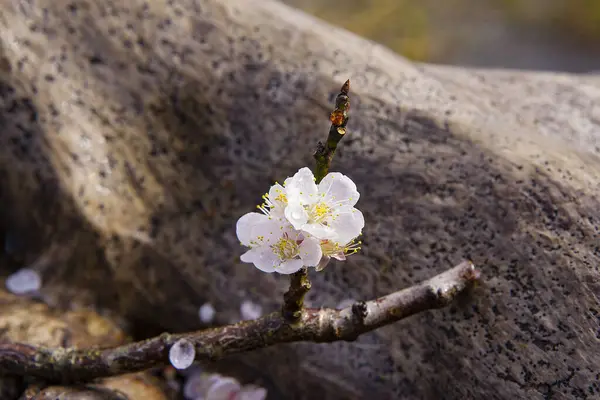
[
  {"left": 321, "top": 238, "right": 361, "bottom": 257},
  {"left": 271, "top": 235, "right": 299, "bottom": 260},
  {"left": 314, "top": 203, "right": 330, "bottom": 217},
  {"left": 274, "top": 192, "right": 287, "bottom": 203}
]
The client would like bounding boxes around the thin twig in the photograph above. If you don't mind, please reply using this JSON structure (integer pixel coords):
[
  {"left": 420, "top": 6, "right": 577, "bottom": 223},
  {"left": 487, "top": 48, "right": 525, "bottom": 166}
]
[
  {"left": 313, "top": 79, "right": 350, "bottom": 183},
  {"left": 0, "top": 261, "right": 478, "bottom": 383},
  {"left": 281, "top": 79, "right": 352, "bottom": 322}
]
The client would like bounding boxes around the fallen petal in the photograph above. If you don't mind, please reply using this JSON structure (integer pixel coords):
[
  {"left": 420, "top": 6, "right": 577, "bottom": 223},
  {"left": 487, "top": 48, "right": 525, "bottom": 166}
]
[
  {"left": 198, "top": 302, "right": 216, "bottom": 324},
  {"left": 234, "top": 385, "right": 268, "bottom": 400},
  {"left": 205, "top": 377, "right": 241, "bottom": 400},
  {"left": 5, "top": 268, "right": 41, "bottom": 295},
  {"left": 240, "top": 300, "right": 263, "bottom": 320}
]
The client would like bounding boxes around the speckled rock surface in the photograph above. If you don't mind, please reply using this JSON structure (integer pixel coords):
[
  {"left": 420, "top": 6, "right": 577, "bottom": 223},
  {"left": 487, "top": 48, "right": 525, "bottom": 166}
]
[{"left": 0, "top": 0, "right": 599, "bottom": 399}]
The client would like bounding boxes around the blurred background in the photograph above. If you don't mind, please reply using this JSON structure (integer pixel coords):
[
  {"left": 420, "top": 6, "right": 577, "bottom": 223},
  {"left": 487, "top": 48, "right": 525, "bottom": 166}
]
[{"left": 283, "top": 0, "right": 600, "bottom": 72}]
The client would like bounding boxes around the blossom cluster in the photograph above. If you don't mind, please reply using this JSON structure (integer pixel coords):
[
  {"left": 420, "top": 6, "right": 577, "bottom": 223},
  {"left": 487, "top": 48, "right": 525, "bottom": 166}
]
[{"left": 236, "top": 167, "right": 364, "bottom": 274}]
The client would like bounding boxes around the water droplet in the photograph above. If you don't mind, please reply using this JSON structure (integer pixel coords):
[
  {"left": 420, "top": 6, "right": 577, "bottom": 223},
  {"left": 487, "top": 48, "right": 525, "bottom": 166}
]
[
  {"left": 206, "top": 377, "right": 241, "bottom": 400},
  {"left": 6, "top": 268, "right": 41, "bottom": 295},
  {"left": 240, "top": 300, "right": 262, "bottom": 321},
  {"left": 199, "top": 302, "right": 216, "bottom": 323},
  {"left": 169, "top": 338, "right": 195, "bottom": 370}
]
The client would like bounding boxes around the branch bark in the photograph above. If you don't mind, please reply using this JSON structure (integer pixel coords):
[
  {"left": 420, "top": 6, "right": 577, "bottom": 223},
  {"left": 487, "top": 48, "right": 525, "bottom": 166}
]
[
  {"left": 0, "top": 260, "right": 478, "bottom": 383},
  {"left": 281, "top": 268, "right": 311, "bottom": 322},
  {"left": 313, "top": 79, "right": 351, "bottom": 183}
]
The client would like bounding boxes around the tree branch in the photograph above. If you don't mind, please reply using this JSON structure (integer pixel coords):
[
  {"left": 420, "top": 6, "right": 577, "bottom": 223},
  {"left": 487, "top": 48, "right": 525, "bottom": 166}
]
[
  {"left": 0, "top": 260, "right": 479, "bottom": 383},
  {"left": 281, "top": 79, "right": 352, "bottom": 323},
  {"left": 281, "top": 267, "right": 311, "bottom": 322}
]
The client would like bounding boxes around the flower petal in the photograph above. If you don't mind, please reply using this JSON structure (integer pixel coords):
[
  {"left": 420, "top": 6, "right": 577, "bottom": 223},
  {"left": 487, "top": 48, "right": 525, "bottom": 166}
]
[
  {"left": 251, "top": 247, "right": 281, "bottom": 273},
  {"left": 286, "top": 167, "right": 318, "bottom": 204},
  {"left": 236, "top": 212, "right": 269, "bottom": 246},
  {"left": 249, "top": 217, "right": 288, "bottom": 246},
  {"left": 276, "top": 259, "right": 305, "bottom": 274},
  {"left": 302, "top": 222, "right": 337, "bottom": 240},
  {"left": 298, "top": 237, "right": 322, "bottom": 267},
  {"left": 284, "top": 203, "right": 309, "bottom": 230},
  {"left": 240, "top": 248, "right": 257, "bottom": 263},
  {"left": 318, "top": 172, "right": 360, "bottom": 207},
  {"left": 329, "top": 208, "right": 364, "bottom": 244},
  {"left": 268, "top": 183, "right": 288, "bottom": 209}
]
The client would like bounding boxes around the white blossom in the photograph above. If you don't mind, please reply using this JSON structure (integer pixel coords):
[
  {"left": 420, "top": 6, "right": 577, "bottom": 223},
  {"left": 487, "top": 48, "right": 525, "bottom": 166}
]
[
  {"left": 256, "top": 182, "right": 289, "bottom": 217},
  {"left": 314, "top": 236, "right": 362, "bottom": 271},
  {"left": 283, "top": 167, "right": 364, "bottom": 243},
  {"left": 237, "top": 166, "right": 364, "bottom": 273},
  {"left": 236, "top": 212, "right": 322, "bottom": 274}
]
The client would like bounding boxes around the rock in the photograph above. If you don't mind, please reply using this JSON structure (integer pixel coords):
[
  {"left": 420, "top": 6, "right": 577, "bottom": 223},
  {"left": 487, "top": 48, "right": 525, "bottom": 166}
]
[
  {"left": 0, "top": 288, "right": 169, "bottom": 399},
  {"left": 22, "top": 373, "right": 170, "bottom": 400},
  {"left": 0, "top": 0, "right": 599, "bottom": 399}
]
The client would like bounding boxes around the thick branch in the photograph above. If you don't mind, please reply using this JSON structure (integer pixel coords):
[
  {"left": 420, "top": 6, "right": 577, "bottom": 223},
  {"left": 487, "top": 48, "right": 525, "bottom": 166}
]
[
  {"left": 281, "top": 267, "right": 311, "bottom": 322},
  {"left": 0, "top": 261, "right": 479, "bottom": 383}
]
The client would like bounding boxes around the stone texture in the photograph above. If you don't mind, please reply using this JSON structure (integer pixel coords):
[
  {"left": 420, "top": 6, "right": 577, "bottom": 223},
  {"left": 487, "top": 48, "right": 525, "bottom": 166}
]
[
  {"left": 0, "top": 288, "right": 169, "bottom": 399},
  {"left": 0, "top": 0, "right": 599, "bottom": 399}
]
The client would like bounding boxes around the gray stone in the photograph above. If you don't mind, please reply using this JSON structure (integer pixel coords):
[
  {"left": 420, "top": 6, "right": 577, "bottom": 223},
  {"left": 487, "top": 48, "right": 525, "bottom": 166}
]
[{"left": 0, "top": 0, "right": 599, "bottom": 399}]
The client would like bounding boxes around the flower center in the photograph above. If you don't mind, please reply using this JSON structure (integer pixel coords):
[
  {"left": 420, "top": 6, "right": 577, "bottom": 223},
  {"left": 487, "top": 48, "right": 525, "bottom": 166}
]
[
  {"left": 257, "top": 187, "right": 288, "bottom": 215},
  {"left": 274, "top": 192, "right": 287, "bottom": 203},
  {"left": 308, "top": 201, "right": 331, "bottom": 223},
  {"left": 321, "top": 238, "right": 362, "bottom": 257},
  {"left": 271, "top": 235, "right": 299, "bottom": 260}
]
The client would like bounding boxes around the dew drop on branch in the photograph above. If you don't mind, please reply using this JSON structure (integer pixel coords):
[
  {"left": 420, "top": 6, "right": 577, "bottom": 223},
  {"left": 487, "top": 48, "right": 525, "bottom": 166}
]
[
  {"left": 6, "top": 268, "right": 41, "bottom": 295},
  {"left": 169, "top": 338, "right": 195, "bottom": 370}
]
